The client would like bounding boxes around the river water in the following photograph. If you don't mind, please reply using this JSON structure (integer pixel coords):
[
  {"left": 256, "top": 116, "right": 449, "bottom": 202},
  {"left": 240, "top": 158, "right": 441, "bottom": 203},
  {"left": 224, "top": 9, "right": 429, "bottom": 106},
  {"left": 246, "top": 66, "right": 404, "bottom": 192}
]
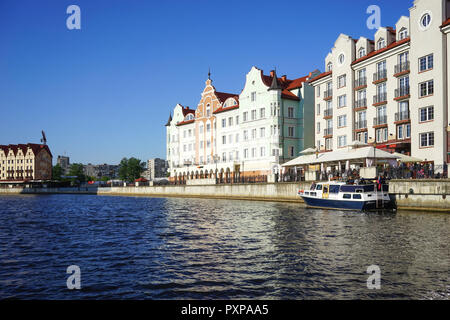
[{"left": 0, "top": 194, "right": 448, "bottom": 299}]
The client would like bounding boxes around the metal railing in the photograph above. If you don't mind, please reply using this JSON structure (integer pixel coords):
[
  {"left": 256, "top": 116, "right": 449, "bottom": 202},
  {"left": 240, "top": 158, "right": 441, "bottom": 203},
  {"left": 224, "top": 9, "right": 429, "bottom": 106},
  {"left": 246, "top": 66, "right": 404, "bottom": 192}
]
[
  {"left": 394, "top": 61, "right": 410, "bottom": 74},
  {"left": 395, "top": 111, "right": 410, "bottom": 122},
  {"left": 355, "top": 120, "right": 368, "bottom": 130},
  {"left": 373, "top": 115, "right": 387, "bottom": 126},
  {"left": 354, "top": 77, "right": 367, "bottom": 87},
  {"left": 324, "top": 128, "right": 333, "bottom": 136},
  {"left": 324, "top": 89, "right": 333, "bottom": 99},
  {"left": 373, "top": 92, "right": 387, "bottom": 104},
  {"left": 395, "top": 86, "right": 410, "bottom": 98},
  {"left": 373, "top": 70, "right": 387, "bottom": 82},
  {"left": 324, "top": 109, "right": 333, "bottom": 117},
  {"left": 354, "top": 98, "right": 367, "bottom": 109}
]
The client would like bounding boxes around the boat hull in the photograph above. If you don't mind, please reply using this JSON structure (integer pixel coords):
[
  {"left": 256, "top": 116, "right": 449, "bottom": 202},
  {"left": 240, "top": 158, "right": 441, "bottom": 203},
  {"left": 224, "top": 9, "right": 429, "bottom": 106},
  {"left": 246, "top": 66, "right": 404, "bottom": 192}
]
[{"left": 301, "top": 196, "right": 395, "bottom": 211}]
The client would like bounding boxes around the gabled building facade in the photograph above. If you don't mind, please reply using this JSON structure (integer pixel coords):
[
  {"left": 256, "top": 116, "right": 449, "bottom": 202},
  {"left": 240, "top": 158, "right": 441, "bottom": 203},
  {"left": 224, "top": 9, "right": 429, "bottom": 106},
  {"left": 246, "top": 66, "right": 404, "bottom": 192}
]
[
  {"left": 0, "top": 144, "right": 53, "bottom": 181},
  {"left": 310, "top": 0, "right": 450, "bottom": 171},
  {"left": 165, "top": 67, "right": 318, "bottom": 182}
]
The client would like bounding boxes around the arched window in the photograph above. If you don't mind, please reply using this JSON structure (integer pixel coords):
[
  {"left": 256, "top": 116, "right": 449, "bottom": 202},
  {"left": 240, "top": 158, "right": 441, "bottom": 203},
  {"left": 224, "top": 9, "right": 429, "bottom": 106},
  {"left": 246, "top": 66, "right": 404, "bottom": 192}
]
[
  {"left": 186, "top": 114, "right": 194, "bottom": 121},
  {"left": 399, "top": 28, "right": 408, "bottom": 40},
  {"left": 358, "top": 47, "right": 366, "bottom": 58},
  {"left": 206, "top": 104, "right": 211, "bottom": 117},
  {"left": 377, "top": 38, "right": 386, "bottom": 50},
  {"left": 327, "top": 62, "right": 333, "bottom": 72}
]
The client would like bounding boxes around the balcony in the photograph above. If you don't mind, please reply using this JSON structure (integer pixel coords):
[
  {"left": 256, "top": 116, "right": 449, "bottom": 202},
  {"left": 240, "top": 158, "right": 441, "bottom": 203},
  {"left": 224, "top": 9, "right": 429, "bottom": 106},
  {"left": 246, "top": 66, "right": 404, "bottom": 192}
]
[
  {"left": 355, "top": 120, "right": 368, "bottom": 130},
  {"left": 354, "top": 77, "right": 367, "bottom": 88},
  {"left": 394, "top": 86, "right": 410, "bottom": 100},
  {"left": 373, "top": 115, "right": 388, "bottom": 127},
  {"left": 394, "top": 61, "right": 410, "bottom": 76},
  {"left": 373, "top": 92, "right": 387, "bottom": 105},
  {"left": 323, "top": 109, "right": 333, "bottom": 119},
  {"left": 323, "top": 89, "right": 333, "bottom": 100},
  {"left": 395, "top": 111, "right": 410, "bottom": 123},
  {"left": 373, "top": 70, "right": 387, "bottom": 83},
  {"left": 324, "top": 128, "right": 333, "bottom": 137},
  {"left": 354, "top": 98, "right": 367, "bottom": 109}
]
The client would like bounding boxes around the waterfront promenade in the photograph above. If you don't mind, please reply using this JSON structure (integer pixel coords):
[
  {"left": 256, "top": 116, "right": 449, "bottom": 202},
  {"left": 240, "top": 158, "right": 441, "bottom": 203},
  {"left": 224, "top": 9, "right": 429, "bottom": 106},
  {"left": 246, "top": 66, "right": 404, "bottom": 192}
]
[{"left": 1, "top": 180, "right": 449, "bottom": 212}]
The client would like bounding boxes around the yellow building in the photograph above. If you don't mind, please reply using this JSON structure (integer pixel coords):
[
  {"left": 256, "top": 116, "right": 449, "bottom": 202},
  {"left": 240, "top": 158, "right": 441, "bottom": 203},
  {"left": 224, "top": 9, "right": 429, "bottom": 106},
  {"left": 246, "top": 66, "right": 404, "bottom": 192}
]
[{"left": 0, "top": 144, "right": 52, "bottom": 181}]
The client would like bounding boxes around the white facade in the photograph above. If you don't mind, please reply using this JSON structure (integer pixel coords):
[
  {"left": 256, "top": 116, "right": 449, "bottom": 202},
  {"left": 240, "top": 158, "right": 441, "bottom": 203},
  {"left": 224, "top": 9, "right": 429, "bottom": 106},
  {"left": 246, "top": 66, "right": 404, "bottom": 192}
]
[
  {"left": 310, "top": 0, "right": 450, "bottom": 169},
  {"left": 165, "top": 67, "right": 318, "bottom": 181}
]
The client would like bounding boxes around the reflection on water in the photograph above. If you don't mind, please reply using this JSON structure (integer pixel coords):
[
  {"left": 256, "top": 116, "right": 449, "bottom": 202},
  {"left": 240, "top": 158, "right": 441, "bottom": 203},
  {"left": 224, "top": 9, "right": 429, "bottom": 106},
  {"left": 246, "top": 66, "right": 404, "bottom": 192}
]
[{"left": 0, "top": 194, "right": 448, "bottom": 299}]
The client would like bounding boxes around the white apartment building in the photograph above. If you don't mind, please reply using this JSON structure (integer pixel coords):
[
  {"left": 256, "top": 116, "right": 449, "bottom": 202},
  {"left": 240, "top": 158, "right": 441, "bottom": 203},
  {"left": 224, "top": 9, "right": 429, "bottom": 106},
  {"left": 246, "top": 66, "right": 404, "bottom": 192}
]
[
  {"left": 310, "top": 0, "right": 450, "bottom": 170},
  {"left": 165, "top": 67, "right": 318, "bottom": 182}
]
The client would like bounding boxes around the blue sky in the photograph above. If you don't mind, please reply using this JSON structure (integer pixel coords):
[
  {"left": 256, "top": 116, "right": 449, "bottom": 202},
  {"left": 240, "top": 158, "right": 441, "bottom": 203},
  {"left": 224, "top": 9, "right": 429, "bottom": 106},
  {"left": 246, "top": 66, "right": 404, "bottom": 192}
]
[{"left": 0, "top": 0, "right": 413, "bottom": 165}]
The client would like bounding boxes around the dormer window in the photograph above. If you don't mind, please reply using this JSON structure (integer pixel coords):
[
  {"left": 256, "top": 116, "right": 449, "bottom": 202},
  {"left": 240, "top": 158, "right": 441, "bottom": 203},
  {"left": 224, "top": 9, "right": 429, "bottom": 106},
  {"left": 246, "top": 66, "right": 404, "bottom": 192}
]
[
  {"left": 358, "top": 47, "right": 366, "bottom": 58},
  {"left": 327, "top": 62, "right": 333, "bottom": 72},
  {"left": 377, "top": 38, "right": 386, "bottom": 50},
  {"left": 186, "top": 114, "right": 194, "bottom": 121},
  {"left": 398, "top": 28, "right": 408, "bottom": 40}
]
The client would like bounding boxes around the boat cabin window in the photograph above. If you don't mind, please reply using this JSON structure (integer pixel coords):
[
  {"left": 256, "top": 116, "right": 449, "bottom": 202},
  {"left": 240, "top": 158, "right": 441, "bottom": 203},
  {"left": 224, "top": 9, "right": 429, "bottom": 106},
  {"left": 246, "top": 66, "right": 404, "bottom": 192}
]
[
  {"left": 343, "top": 194, "right": 352, "bottom": 199},
  {"left": 353, "top": 194, "right": 362, "bottom": 199},
  {"left": 323, "top": 186, "right": 329, "bottom": 193},
  {"left": 355, "top": 189, "right": 364, "bottom": 193},
  {"left": 311, "top": 192, "right": 317, "bottom": 196},
  {"left": 330, "top": 185, "right": 341, "bottom": 193},
  {"left": 305, "top": 192, "right": 310, "bottom": 195},
  {"left": 316, "top": 185, "right": 323, "bottom": 191}
]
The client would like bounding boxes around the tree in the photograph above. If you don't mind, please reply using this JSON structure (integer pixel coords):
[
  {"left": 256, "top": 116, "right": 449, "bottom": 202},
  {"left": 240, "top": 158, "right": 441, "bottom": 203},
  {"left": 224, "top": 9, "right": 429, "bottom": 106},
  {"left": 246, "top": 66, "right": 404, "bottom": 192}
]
[
  {"left": 52, "top": 164, "right": 63, "bottom": 181},
  {"left": 68, "top": 163, "right": 86, "bottom": 183},
  {"left": 118, "top": 157, "right": 146, "bottom": 182}
]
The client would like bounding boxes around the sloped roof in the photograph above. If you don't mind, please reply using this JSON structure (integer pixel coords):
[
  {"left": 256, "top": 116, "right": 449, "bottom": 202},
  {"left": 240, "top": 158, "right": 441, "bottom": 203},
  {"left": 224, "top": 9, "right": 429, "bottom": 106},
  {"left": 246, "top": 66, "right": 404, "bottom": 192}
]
[
  {"left": 308, "top": 71, "right": 332, "bottom": 83},
  {"left": 352, "top": 37, "right": 410, "bottom": 65}
]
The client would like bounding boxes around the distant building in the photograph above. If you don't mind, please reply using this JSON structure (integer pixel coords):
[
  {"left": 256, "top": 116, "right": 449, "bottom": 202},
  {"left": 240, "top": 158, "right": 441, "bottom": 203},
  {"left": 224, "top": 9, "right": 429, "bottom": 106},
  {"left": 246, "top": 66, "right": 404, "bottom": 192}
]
[
  {"left": 0, "top": 144, "right": 53, "bottom": 181},
  {"left": 145, "top": 158, "right": 168, "bottom": 180},
  {"left": 57, "top": 156, "right": 70, "bottom": 174},
  {"left": 84, "top": 163, "right": 119, "bottom": 179}
]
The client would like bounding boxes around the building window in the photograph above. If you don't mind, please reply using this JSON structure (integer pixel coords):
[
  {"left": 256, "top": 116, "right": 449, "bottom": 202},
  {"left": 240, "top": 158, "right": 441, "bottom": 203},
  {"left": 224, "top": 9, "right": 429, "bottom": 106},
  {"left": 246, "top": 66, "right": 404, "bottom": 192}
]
[
  {"left": 338, "top": 135, "right": 347, "bottom": 148},
  {"left": 260, "top": 108, "right": 265, "bottom": 119},
  {"left": 338, "top": 95, "right": 347, "bottom": 108},
  {"left": 338, "top": 54, "right": 345, "bottom": 65},
  {"left": 420, "top": 132, "right": 434, "bottom": 147},
  {"left": 419, "top": 54, "right": 433, "bottom": 72},
  {"left": 252, "top": 129, "right": 257, "bottom": 140},
  {"left": 236, "top": 116, "right": 239, "bottom": 125},
  {"left": 419, "top": 106, "right": 434, "bottom": 122},
  {"left": 260, "top": 147, "right": 266, "bottom": 157},
  {"left": 316, "top": 85, "right": 321, "bottom": 97},
  {"left": 244, "top": 149, "right": 249, "bottom": 159},
  {"left": 317, "top": 122, "right": 321, "bottom": 134},
  {"left": 419, "top": 80, "right": 434, "bottom": 97},
  {"left": 251, "top": 110, "right": 257, "bottom": 120},
  {"left": 206, "top": 123, "right": 210, "bottom": 132},
  {"left": 398, "top": 28, "right": 408, "bottom": 40},
  {"left": 397, "top": 124, "right": 411, "bottom": 140},
  {"left": 325, "top": 138, "right": 333, "bottom": 151},
  {"left": 251, "top": 92, "right": 256, "bottom": 102},
  {"left": 377, "top": 38, "right": 386, "bottom": 50},
  {"left": 421, "top": 13, "right": 431, "bottom": 28},
  {"left": 228, "top": 117, "right": 233, "bottom": 126},
  {"left": 337, "top": 75, "right": 346, "bottom": 88},
  {"left": 289, "top": 146, "right": 295, "bottom": 157},
  {"left": 243, "top": 130, "right": 248, "bottom": 141},
  {"left": 260, "top": 127, "right": 265, "bottom": 138},
  {"left": 251, "top": 148, "right": 256, "bottom": 158},
  {"left": 288, "top": 127, "right": 295, "bottom": 137},
  {"left": 358, "top": 47, "right": 366, "bottom": 58},
  {"left": 317, "top": 104, "right": 321, "bottom": 115},
  {"left": 337, "top": 115, "right": 347, "bottom": 128},
  {"left": 376, "top": 128, "right": 388, "bottom": 143},
  {"left": 288, "top": 107, "right": 294, "bottom": 118},
  {"left": 327, "top": 62, "right": 333, "bottom": 72},
  {"left": 243, "top": 112, "right": 248, "bottom": 122}
]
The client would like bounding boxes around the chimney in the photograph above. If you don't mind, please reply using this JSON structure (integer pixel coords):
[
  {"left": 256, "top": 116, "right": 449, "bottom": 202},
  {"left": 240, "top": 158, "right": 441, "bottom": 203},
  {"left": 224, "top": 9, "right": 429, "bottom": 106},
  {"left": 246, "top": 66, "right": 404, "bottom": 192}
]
[
  {"left": 270, "top": 70, "right": 275, "bottom": 77},
  {"left": 281, "top": 75, "right": 287, "bottom": 81}
]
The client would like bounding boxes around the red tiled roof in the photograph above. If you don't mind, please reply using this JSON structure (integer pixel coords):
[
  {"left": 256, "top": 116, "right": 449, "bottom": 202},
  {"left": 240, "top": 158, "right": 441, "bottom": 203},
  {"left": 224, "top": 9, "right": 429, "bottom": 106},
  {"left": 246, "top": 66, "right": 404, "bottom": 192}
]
[
  {"left": 281, "top": 89, "right": 300, "bottom": 101},
  {"left": 261, "top": 71, "right": 308, "bottom": 100},
  {"left": 308, "top": 71, "right": 332, "bottom": 83},
  {"left": 0, "top": 143, "right": 52, "bottom": 157},
  {"left": 215, "top": 92, "right": 239, "bottom": 104},
  {"left": 176, "top": 119, "right": 195, "bottom": 127},
  {"left": 214, "top": 105, "right": 239, "bottom": 114},
  {"left": 441, "top": 18, "right": 450, "bottom": 28},
  {"left": 352, "top": 37, "right": 410, "bottom": 65},
  {"left": 181, "top": 106, "right": 195, "bottom": 117}
]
